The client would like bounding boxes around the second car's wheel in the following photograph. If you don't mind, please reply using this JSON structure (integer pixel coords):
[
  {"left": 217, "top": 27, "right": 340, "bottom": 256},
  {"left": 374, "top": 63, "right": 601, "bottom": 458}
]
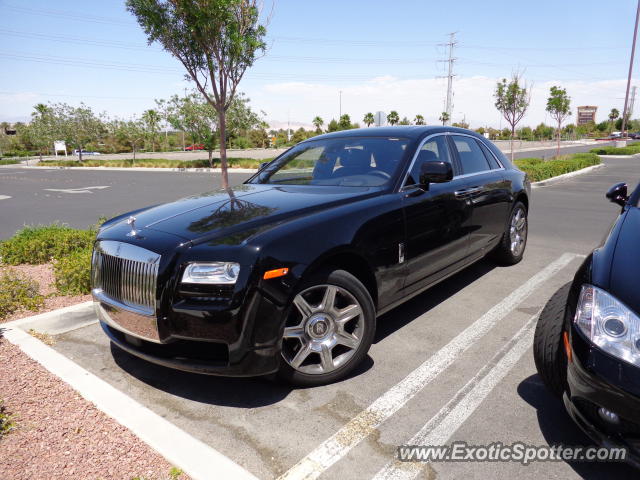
[
  {"left": 533, "top": 283, "right": 571, "bottom": 398},
  {"left": 492, "top": 201, "right": 528, "bottom": 265},
  {"left": 277, "top": 268, "right": 376, "bottom": 386}
]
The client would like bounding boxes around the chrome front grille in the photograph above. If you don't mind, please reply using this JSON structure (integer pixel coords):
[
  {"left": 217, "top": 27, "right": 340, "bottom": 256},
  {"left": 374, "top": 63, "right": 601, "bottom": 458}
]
[{"left": 92, "top": 241, "right": 160, "bottom": 315}]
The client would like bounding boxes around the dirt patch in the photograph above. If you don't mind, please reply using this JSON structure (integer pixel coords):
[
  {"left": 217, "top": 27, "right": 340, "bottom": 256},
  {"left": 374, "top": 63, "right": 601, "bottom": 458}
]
[
  {"left": 0, "top": 338, "right": 187, "bottom": 480},
  {"left": 0, "top": 264, "right": 90, "bottom": 323}
]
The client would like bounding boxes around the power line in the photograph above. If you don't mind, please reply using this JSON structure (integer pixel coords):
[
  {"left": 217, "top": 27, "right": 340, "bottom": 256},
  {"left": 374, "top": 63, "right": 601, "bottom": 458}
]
[{"left": 3, "top": 4, "right": 134, "bottom": 26}]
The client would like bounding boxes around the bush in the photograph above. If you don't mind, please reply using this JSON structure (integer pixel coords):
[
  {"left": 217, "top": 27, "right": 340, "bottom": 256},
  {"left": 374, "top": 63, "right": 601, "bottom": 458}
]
[
  {"left": 0, "top": 270, "right": 44, "bottom": 320},
  {"left": 39, "top": 157, "right": 267, "bottom": 169},
  {"left": 514, "top": 153, "right": 600, "bottom": 182},
  {"left": 53, "top": 248, "right": 92, "bottom": 295},
  {"left": 0, "top": 159, "right": 20, "bottom": 165},
  {"left": 0, "top": 224, "right": 95, "bottom": 265},
  {"left": 0, "top": 400, "right": 15, "bottom": 438},
  {"left": 590, "top": 144, "right": 640, "bottom": 155}
]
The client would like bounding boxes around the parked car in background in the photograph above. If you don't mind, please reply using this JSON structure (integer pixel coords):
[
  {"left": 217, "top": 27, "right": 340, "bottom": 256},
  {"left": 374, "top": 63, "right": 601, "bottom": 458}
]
[
  {"left": 92, "top": 126, "right": 531, "bottom": 385},
  {"left": 73, "top": 149, "right": 101, "bottom": 156},
  {"left": 185, "top": 144, "right": 204, "bottom": 151},
  {"left": 535, "top": 181, "right": 640, "bottom": 468}
]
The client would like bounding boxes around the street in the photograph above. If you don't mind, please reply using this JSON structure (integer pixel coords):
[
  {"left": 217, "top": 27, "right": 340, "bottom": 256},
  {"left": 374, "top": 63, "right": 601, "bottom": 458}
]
[{"left": 10, "top": 152, "right": 638, "bottom": 478}]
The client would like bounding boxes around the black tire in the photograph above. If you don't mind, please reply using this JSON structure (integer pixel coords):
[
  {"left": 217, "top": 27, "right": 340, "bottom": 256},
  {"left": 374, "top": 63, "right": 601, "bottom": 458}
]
[
  {"left": 492, "top": 201, "right": 528, "bottom": 265},
  {"left": 533, "top": 282, "right": 572, "bottom": 398},
  {"left": 277, "top": 268, "right": 376, "bottom": 387}
]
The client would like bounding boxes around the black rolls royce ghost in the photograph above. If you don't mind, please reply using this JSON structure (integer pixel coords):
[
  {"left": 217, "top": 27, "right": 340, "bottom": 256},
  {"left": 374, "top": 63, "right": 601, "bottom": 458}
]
[
  {"left": 534, "top": 181, "right": 640, "bottom": 467},
  {"left": 92, "top": 126, "right": 530, "bottom": 385}
]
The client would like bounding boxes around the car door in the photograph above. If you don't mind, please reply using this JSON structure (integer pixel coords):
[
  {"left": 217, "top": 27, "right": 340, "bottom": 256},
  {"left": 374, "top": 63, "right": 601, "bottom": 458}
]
[
  {"left": 448, "top": 135, "right": 512, "bottom": 256},
  {"left": 400, "top": 134, "right": 473, "bottom": 294}
]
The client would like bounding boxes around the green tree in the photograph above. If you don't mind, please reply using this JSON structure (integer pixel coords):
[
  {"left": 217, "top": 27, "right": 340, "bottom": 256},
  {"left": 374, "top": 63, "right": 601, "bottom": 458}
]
[
  {"left": 327, "top": 119, "right": 339, "bottom": 132},
  {"left": 226, "top": 93, "right": 261, "bottom": 148},
  {"left": 50, "top": 103, "right": 106, "bottom": 162},
  {"left": 494, "top": 73, "right": 531, "bottom": 161},
  {"left": 166, "top": 92, "right": 218, "bottom": 166},
  {"left": 339, "top": 114, "right": 352, "bottom": 130},
  {"left": 141, "top": 109, "right": 161, "bottom": 152},
  {"left": 439, "top": 112, "right": 449, "bottom": 125},
  {"left": 154, "top": 98, "right": 171, "bottom": 150},
  {"left": 414, "top": 114, "right": 425, "bottom": 125},
  {"left": 127, "top": 0, "right": 266, "bottom": 189},
  {"left": 111, "top": 118, "right": 146, "bottom": 161},
  {"left": 363, "top": 112, "right": 375, "bottom": 127},
  {"left": 609, "top": 108, "right": 620, "bottom": 124},
  {"left": 387, "top": 111, "right": 399, "bottom": 126},
  {"left": 452, "top": 120, "right": 469, "bottom": 129},
  {"left": 27, "top": 103, "right": 56, "bottom": 161},
  {"left": 399, "top": 116, "right": 411, "bottom": 125},
  {"left": 312, "top": 116, "right": 324, "bottom": 133},
  {"left": 546, "top": 86, "right": 571, "bottom": 156}
]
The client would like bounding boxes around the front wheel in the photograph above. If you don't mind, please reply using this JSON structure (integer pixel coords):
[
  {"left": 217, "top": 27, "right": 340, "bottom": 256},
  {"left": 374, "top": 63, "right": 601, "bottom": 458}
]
[
  {"left": 277, "top": 269, "right": 376, "bottom": 386},
  {"left": 492, "top": 201, "right": 528, "bottom": 265}
]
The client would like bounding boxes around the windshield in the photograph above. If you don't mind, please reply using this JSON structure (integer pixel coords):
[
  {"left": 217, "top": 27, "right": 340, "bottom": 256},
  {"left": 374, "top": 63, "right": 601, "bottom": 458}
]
[{"left": 250, "top": 136, "right": 409, "bottom": 187}]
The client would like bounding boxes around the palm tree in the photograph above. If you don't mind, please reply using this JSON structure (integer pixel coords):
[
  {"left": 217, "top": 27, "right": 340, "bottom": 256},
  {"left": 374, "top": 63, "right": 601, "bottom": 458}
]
[
  {"left": 363, "top": 112, "right": 375, "bottom": 127},
  {"left": 609, "top": 108, "right": 620, "bottom": 124},
  {"left": 387, "top": 110, "right": 399, "bottom": 126},
  {"left": 414, "top": 114, "right": 425, "bottom": 125},
  {"left": 439, "top": 112, "right": 450, "bottom": 126},
  {"left": 312, "top": 116, "right": 324, "bottom": 133}
]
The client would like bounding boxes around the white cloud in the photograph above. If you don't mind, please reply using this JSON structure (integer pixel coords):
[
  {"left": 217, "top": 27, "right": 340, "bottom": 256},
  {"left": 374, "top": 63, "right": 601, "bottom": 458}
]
[{"left": 254, "top": 75, "right": 632, "bottom": 129}]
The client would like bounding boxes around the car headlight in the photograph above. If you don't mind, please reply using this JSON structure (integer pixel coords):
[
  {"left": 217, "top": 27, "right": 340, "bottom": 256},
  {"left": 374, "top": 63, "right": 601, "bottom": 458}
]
[
  {"left": 181, "top": 262, "right": 240, "bottom": 284},
  {"left": 575, "top": 284, "right": 640, "bottom": 366}
]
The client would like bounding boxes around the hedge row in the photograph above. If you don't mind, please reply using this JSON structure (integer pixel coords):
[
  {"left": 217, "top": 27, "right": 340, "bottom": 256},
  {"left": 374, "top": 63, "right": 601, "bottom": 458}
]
[
  {"left": 590, "top": 144, "right": 640, "bottom": 155},
  {"left": 514, "top": 153, "right": 600, "bottom": 182},
  {"left": 40, "top": 157, "right": 268, "bottom": 169}
]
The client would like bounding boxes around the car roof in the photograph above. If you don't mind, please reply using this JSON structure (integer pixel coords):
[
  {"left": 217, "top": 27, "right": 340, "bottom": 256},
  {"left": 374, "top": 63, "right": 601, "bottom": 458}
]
[{"left": 301, "top": 126, "right": 483, "bottom": 142}]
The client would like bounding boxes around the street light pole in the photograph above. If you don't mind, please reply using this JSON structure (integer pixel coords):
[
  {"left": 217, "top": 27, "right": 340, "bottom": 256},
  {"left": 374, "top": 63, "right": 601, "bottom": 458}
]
[{"left": 621, "top": 0, "right": 640, "bottom": 138}]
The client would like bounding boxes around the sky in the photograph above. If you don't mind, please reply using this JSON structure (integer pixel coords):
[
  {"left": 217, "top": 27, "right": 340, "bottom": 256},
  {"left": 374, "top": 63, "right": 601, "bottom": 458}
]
[{"left": 0, "top": 0, "right": 638, "bottom": 129}]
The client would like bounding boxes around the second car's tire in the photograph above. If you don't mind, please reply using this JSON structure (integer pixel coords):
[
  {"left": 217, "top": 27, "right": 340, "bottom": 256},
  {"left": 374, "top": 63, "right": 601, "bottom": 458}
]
[
  {"left": 277, "top": 268, "right": 376, "bottom": 387},
  {"left": 533, "top": 282, "right": 571, "bottom": 398},
  {"left": 492, "top": 201, "right": 528, "bottom": 265}
]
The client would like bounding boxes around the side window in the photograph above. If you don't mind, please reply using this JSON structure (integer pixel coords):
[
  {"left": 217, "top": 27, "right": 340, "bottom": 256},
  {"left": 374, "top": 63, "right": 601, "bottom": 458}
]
[
  {"left": 451, "top": 135, "right": 491, "bottom": 175},
  {"left": 476, "top": 140, "right": 501, "bottom": 169},
  {"left": 405, "top": 135, "right": 451, "bottom": 186}
]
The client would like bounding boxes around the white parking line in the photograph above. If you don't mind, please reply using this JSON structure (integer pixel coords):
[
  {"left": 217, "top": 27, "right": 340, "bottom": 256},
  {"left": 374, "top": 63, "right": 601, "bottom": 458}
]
[
  {"left": 2, "top": 327, "right": 257, "bottom": 480},
  {"left": 372, "top": 313, "right": 539, "bottom": 480},
  {"left": 44, "top": 186, "right": 110, "bottom": 194},
  {"left": 0, "top": 195, "right": 11, "bottom": 200},
  {"left": 279, "top": 253, "right": 581, "bottom": 480}
]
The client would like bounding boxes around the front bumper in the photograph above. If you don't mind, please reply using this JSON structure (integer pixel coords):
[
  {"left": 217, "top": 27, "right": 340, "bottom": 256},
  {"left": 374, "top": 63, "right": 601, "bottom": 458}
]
[{"left": 564, "top": 328, "right": 640, "bottom": 467}]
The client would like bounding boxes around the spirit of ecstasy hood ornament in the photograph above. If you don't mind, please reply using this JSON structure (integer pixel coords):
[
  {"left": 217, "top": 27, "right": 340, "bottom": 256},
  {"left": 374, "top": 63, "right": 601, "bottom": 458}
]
[{"left": 126, "top": 216, "right": 139, "bottom": 237}]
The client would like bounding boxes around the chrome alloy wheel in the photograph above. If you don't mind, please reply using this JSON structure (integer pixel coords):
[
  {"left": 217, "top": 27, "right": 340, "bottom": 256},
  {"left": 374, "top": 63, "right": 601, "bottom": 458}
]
[
  {"left": 510, "top": 206, "right": 527, "bottom": 257},
  {"left": 281, "top": 284, "right": 364, "bottom": 375}
]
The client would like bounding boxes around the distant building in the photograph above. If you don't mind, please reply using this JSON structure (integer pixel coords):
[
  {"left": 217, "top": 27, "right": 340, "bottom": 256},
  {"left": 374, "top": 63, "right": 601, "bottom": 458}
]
[{"left": 577, "top": 106, "right": 597, "bottom": 125}]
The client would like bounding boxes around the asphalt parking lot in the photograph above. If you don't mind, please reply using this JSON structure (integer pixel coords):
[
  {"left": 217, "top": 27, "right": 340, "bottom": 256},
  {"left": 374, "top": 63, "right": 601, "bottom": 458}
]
[{"left": 13, "top": 154, "right": 638, "bottom": 478}]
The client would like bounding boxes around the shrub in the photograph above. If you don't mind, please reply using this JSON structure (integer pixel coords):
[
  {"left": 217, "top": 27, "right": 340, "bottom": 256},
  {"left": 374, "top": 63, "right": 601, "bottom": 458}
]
[
  {"left": 39, "top": 157, "right": 267, "bottom": 169},
  {"left": 590, "top": 144, "right": 640, "bottom": 155},
  {"left": 514, "top": 153, "right": 600, "bottom": 182},
  {"left": 0, "top": 270, "right": 44, "bottom": 320},
  {"left": 0, "top": 400, "right": 15, "bottom": 438},
  {"left": 0, "top": 224, "right": 95, "bottom": 265},
  {"left": 0, "top": 159, "right": 20, "bottom": 165},
  {"left": 53, "top": 248, "right": 92, "bottom": 295}
]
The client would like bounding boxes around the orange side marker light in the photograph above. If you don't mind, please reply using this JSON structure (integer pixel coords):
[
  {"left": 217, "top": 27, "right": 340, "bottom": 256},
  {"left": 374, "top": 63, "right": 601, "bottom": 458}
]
[
  {"left": 263, "top": 268, "right": 289, "bottom": 280},
  {"left": 563, "top": 331, "right": 573, "bottom": 363}
]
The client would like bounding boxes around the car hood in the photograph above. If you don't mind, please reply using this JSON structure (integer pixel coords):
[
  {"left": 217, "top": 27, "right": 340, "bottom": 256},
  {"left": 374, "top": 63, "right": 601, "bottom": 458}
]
[{"left": 102, "top": 183, "right": 379, "bottom": 243}]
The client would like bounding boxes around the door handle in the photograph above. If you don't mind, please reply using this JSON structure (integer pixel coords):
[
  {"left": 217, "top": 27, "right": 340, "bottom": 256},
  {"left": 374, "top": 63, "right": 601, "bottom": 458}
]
[{"left": 454, "top": 186, "right": 483, "bottom": 198}]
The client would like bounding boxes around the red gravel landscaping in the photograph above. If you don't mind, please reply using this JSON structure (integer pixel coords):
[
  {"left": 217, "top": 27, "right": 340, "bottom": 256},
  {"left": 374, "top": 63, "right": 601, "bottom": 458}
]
[{"left": 0, "top": 338, "right": 188, "bottom": 480}]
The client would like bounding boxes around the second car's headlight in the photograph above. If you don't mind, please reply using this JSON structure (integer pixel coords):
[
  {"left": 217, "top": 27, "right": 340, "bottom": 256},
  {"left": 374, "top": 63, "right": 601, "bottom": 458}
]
[
  {"left": 181, "top": 262, "right": 240, "bottom": 284},
  {"left": 575, "top": 284, "right": 640, "bottom": 367}
]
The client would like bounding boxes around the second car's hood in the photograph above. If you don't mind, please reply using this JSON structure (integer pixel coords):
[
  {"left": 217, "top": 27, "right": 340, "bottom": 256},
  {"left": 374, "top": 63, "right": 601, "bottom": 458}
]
[{"left": 106, "top": 183, "right": 379, "bottom": 243}]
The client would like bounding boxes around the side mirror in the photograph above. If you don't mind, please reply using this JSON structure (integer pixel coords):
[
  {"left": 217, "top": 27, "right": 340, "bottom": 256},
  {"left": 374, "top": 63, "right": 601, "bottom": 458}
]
[
  {"left": 419, "top": 161, "right": 453, "bottom": 185},
  {"left": 606, "top": 182, "right": 628, "bottom": 207},
  {"left": 259, "top": 162, "right": 269, "bottom": 170}
]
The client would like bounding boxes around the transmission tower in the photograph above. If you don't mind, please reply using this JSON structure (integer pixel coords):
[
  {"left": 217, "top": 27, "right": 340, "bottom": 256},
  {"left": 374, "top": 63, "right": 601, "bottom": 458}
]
[{"left": 437, "top": 32, "right": 457, "bottom": 125}]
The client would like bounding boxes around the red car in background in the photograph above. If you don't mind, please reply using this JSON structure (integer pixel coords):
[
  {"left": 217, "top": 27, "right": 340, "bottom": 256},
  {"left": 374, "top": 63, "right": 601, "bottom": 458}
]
[{"left": 185, "top": 144, "right": 204, "bottom": 151}]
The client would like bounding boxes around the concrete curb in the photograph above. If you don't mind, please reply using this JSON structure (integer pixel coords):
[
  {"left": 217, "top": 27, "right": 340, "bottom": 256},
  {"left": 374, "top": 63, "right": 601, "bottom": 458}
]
[
  {"left": 1, "top": 326, "right": 258, "bottom": 480},
  {"left": 20, "top": 165, "right": 259, "bottom": 174},
  {"left": 531, "top": 163, "right": 605, "bottom": 188},
  {"left": 2, "top": 301, "right": 96, "bottom": 335}
]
